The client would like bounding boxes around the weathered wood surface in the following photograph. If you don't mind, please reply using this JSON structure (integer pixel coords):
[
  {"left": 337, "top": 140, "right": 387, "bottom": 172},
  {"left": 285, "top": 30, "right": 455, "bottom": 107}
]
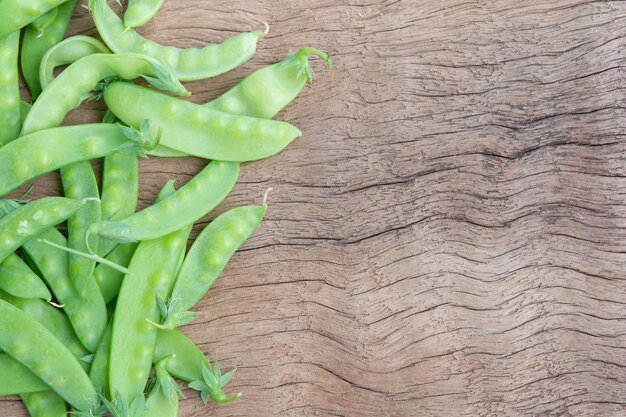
[{"left": 2, "top": 0, "right": 626, "bottom": 416}]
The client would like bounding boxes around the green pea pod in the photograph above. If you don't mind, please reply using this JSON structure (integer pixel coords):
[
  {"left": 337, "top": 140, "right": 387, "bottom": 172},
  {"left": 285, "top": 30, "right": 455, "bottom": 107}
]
[
  {"left": 0, "top": 253, "right": 52, "bottom": 301},
  {"left": 0, "top": 197, "right": 84, "bottom": 264},
  {"left": 22, "top": 228, "right": 108, "bottom": 353},
  {"left": 90, "top": 0, "right": 261, "bottom": 81},
  {"left": 39, "top": 35, "right": 111, "bottom": 92},
  {"left": 153, "top": 329, "right": 210, "bottom": 383},
  {"left": 62, "top": 161, "right": 102, "bottom": 297},
  {"left": 124, "top": 0, "right": 164, "bottom": 28},
  {"left": 0, "top": 0, "right": 69, "bottom": 38},
  {"left": 21, "top": 391, "right": 68, "bottom": 417},
  {"left": 104, "top": 82, "right": 302, "bottom": 161},
  {"left": 89, "top": 321, "right": 112, "bottom": 397},
  {"left": 161, "top": 205, "right": 266, "bottom": 328},
  {"left": 94, "top": 242, "right": 138, "bottom": 304},
  {"left": 99, "top": 151, "right": 139, "bottom": 256},
  {"left": 0, "top": 124, "right": 157, "bottom": 197},
  {"left": 0, "top": 299, "right": 98, "bottom": 411},
  {"left": 151, "top": 46, "right": 332, "bottom": 157},
  {"left": 20, "top": 53, "right": 189, "bottom": 136},
  {"left": 0, "top": 31, "right": 21, "bottom": 147},
  {"left": 0, "top": 291, "right": 90, "bottom": 360},
  {"left": 0, "top": 353, "right": 48, "bottom": 395},
  {"left": 21, "top": 0, "right": 77, "bottom": 100},
  {"left": 89, "top": 160, "right": 239, "bottom": 243},
  {"left": 109, "top": 181, "right": 192, "bottom": 402}
]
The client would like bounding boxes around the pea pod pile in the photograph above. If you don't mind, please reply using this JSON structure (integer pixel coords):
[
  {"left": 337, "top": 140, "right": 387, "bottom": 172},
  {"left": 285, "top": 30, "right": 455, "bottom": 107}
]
[{"left": 0, "top": 1, "right": 331, "bottom": 416}]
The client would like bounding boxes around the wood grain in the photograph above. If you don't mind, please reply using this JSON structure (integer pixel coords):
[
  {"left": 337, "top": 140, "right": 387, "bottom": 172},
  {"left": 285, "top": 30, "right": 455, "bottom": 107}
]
[{"left": 2, "top": 0, "right": 626, "bottom": 416}]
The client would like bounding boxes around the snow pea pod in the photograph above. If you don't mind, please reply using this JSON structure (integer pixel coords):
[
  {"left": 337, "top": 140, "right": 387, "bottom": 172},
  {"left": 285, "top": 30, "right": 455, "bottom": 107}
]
[
  {"left": 20, "top": 53, "right": 189, "bottom": 136},
  {"left": 109, "top": 181, "right": 192, "bottom": 402},
  {"left": 150, "top": 46, "right": 332, "bottom": 157},
  {"left": 89, "top": 160, "right": 239, "bottom": 243},
  {"left": 62, "top": 160, "right": 101, "bottom": 296},
  {"left": 153, "top": 329, "right": 210, "bottom": 383},
  {"left": 0, "top": 31, "right": 21, "bottom": 146},
  {"left": 0, "top": 0, "right": 69, "bottom": 38},
  {"left": 39, "top": 35, "right": 111, "bottom": 92},
  {"left": 21, "top": 0, "right": 77, "bottom": 99},
  {"left": 89, "top": 321, "right": 112, "bottom": 397},
  {"left": 94, "top": 242, "right": 138, "bottom": 303},
  {"left": 0, "top": 299, "right": 98, "bottom": 411},
  {"left": 0, "top": 123, "right": 155, "bottom": 197},
  {"left": 0, "top": 291, "right": 90, "bottom": 360},
  {"left": 124, "top": 0, "right": 163, "bottom": 28},
  {"left": 99, "top": 151, "right": 138, "bottom": 256},
  {"left": 161, "top": 205, "right": 266, "bottom": 328},
  {"left": 104, "top": 82, "right": 302, "bottom": 161},
  {"left": 0, "top": 353, "right": 48, "bottom": 395},
  {"left": 0, "top": 253, "right": 51, "bottom": 301},
  {"left": 22, "top": 228, "right": 107, "bottom": 353},
  {"left": 21, "top": 391, "right": 67, "bottom": 417},
  {"left": 90, "top": 0, "right": 261, "bottom": 81},
  {"left": 0, "top": 197, "right": 84, "bottom": 264}
]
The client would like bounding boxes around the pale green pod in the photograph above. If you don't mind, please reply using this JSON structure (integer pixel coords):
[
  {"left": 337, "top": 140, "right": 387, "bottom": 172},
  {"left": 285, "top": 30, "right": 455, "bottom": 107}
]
[{"left": 0, "top": 253, "right": 52, "bottom": 300}]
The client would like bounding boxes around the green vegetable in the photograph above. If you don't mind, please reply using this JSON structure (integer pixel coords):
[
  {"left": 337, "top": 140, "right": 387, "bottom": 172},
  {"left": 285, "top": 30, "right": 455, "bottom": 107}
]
[
  {"left": 104, "top": 82, "right": 302, "bottom": 161},
  {"left": 0, "top": 31, "right": 21, "bottom": 146},
  {"left": 90, "top": 0, "right": 261, "bottom": 81},
  {"left": 21, "top": 0, "right": 78, "bottom": 99}
]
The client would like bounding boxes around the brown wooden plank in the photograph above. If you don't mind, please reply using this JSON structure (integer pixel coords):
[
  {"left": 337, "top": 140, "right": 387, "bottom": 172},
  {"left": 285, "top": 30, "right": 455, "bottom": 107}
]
[{"left": 3, "top": 0, "right": 626, "bottom": 416}]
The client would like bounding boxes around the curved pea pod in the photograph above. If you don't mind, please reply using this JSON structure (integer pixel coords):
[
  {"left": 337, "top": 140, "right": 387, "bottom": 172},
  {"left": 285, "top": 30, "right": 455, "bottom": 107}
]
[
  {"left": 89, "top": 161, "right": 239, "bottom": 243},
  {"left": 104, "top": 82, "right": 302, "bottom": 161},
  {"left": 159, "top": 205, "right": 266, "bottom": 329},
  {"left": 0, "top": 0, "right": 69, "bottom": 38},
  {"left": 0, "top": 197, "right": 84, "bottom": 263},
  {"left": 109, "top": 182, "right": 192, "bottom": 402},
  {"left": 95, "top": 242, "right": 138, "bottom": 304},
  {"left": 0, "top": 353, "right": 48, "bottom": 395},
  {"left": 124, "top": 0, "right": 164, "bottom": 28},
  {"left": 39, "top": 35, "right": 111, "bottom": 92},
  {"left": 210, "top": 47, "right": 333, "bottom": 118},
  {"left": 22, "top": 228, "right": 108, "bottom": 353},
  {"left": 154, "top": 329, "right": 210, "bottom": 382},
  {"left": 0, "top": 253, "right": 52, "bottom": 300},
  {"left": 0, "top": 124, "right": 156, "bottom": 197},
  {"left": 0, "top": 31, "right": 21, "bottom": 146},
  {"left": 152, "top": 46, "right": 331, "bottom": 157},
  {"left": 0, "top": 299, "right": 98, "bottom": 411},
  {"left": 90, "top": 0, "right": 261, "bottom": 81},
  {"left": 21, "top": 391, "right": 68, "bottom": 417},
  {"left": 20, "top": 53, "right": 189, "bottom": 136},
  {"left": 0, "top": 291, "right": 90, "bottom": 361},
  {"left": 21, "top": 0, "right": 77, "bottom": 100}
]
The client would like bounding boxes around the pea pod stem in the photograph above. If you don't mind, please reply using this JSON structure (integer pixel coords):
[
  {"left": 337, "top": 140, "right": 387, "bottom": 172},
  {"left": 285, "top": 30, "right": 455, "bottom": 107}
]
[{"left": 39, "top": 238, "right": 130, "bottom": 274}]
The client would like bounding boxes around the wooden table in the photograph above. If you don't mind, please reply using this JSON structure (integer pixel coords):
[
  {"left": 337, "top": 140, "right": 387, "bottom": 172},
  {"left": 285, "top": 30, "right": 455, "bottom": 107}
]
[{"left": 3, "top": 1, "right": 626, "bottom": 416}]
